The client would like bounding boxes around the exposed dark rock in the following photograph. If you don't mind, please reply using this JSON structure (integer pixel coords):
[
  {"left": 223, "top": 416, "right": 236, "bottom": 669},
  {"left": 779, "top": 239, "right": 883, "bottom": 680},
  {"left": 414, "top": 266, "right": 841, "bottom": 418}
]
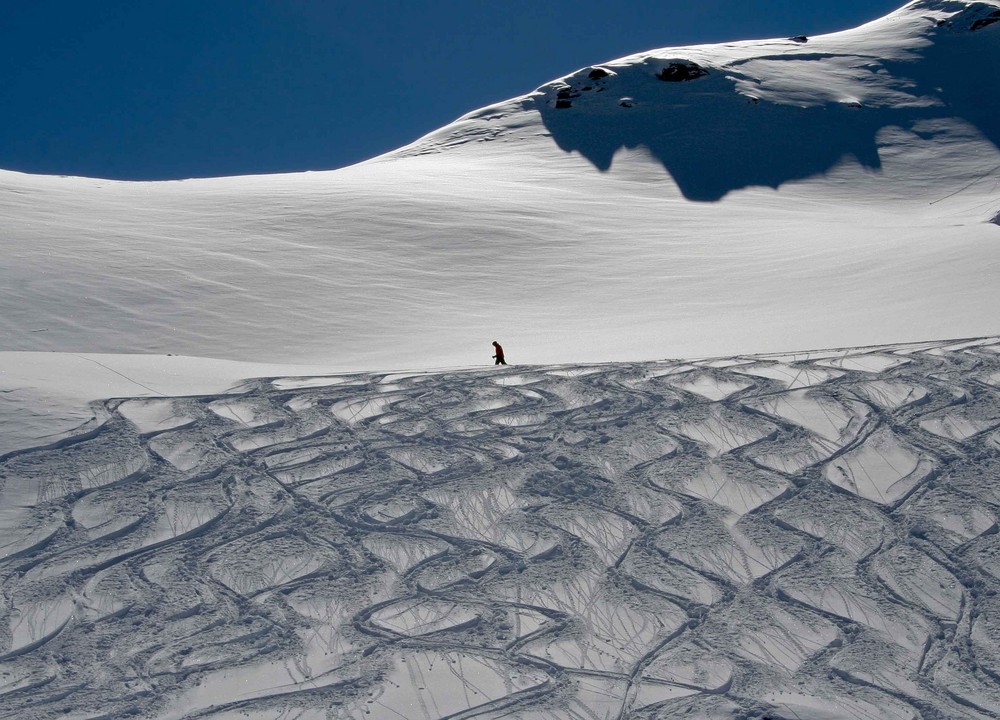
[
  {"left": 544, "top": 67, "right": 615, "bottom": 108},
  {"left": 790, "top": 35, "right": 809, "bottom": 43},
  {"left": 991, "top": 210, "right": 1000, "bottom": 226},
  {"left": 970, "top": 11, "right": 1000, "bottom": 31},
  {"left": 938, "top": 5, "right": 1000, "bottom": 32},
  {"left": 656, "top": 62, "right": 709, "bottom": 82},
  {"left": 555, "top": 86, "right": 580, "bottom": 101}
]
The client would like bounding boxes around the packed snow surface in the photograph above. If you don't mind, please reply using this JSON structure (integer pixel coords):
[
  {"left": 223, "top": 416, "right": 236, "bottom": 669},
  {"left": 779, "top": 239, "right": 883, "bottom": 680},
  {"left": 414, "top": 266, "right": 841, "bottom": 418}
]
[
  {"left": 1, "top": 0, "right": 998, "bottom": 369},
  {"left": 3, "top": 338, "right": 1000, "bottom": 719},
  {"left": 2, "top": 3, "right": 1000, "bottom": 717}
]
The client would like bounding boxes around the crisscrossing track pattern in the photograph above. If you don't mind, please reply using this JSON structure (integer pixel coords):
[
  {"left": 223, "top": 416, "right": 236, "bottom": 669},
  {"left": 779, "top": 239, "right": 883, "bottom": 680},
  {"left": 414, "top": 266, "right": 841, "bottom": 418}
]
[{"left": 2, "top": 338, "right": 1000, "bottom": 719}]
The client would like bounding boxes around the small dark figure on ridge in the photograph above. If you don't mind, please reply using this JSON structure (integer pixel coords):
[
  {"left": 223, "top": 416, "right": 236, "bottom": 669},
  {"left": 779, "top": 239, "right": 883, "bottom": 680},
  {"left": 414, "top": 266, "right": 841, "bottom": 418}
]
[{"left": 492, "top": 341, "right": 506, "bottom": 365}]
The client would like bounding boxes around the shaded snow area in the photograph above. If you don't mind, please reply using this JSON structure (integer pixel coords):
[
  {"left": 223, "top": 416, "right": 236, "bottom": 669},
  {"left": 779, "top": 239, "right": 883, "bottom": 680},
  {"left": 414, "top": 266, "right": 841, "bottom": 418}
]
[
  {"left": 0, "top": 353, "right": 353, "bottom": 459},
  {"left": 2, "top": 1, "right": 999, "bottom": 369},
  {"left": 1, "top": 2, "right": 999, "bottom": 716},
  {"left": 2, "top": 338, "right": 1000, "bottom": 719}
]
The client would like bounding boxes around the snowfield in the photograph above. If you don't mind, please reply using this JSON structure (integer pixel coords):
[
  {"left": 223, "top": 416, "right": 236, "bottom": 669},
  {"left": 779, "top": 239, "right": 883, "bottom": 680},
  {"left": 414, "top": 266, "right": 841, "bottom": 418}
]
[
  {"left": 3, "top": 338, "right": 1000, "bottom": 719},
  {"left": 2, "top": 1, "right": 1000, "bottom": 718},
  {"left": 1, "top": 0, "right": 998, "bottom": 369}
]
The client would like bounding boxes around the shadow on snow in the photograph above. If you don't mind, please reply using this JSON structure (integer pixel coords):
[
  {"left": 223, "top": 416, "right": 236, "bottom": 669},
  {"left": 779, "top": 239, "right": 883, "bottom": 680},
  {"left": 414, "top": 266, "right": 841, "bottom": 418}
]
[{"left": 535, "top": 19, "right": 1000, "bottom": 201}]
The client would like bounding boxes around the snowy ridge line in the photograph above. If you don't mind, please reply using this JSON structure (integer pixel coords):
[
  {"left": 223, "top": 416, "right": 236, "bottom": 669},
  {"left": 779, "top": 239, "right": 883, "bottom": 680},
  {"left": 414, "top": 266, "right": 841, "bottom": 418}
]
[
  {"left": 2, "top": 336, "right": 1000, "bottom": 719},
  {"left": 4, "top": 2, "right": 1000, "bottom": 373},
  {"left": 688, "top": 334, "right": 1000, "bottom": 365}
]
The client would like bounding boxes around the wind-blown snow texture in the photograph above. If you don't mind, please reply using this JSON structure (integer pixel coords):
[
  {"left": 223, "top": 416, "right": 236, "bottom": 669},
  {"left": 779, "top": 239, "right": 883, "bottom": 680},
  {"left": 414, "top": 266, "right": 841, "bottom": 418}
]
[
  {"left": 3, "top": 338, "right": 1000, "bottom": 719},
  {"left": 1, "top": 0, "right": 998, "bottom": 369},
  {"left": 3, "top": 3, "right": 1000, "bottom": 718}
]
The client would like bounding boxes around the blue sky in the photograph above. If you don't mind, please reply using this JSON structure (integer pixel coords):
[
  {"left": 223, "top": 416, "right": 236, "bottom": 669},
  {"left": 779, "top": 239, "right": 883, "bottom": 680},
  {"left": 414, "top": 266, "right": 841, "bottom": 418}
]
[{"left": 2, "top": 0, "right": 906, "bottom": 180}]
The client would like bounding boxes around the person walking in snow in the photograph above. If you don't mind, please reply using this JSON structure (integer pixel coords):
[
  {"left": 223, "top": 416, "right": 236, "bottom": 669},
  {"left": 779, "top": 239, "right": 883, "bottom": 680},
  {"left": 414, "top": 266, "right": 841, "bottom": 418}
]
[{"left": 492, "top": 341, "right": 506, "bottom": 366}]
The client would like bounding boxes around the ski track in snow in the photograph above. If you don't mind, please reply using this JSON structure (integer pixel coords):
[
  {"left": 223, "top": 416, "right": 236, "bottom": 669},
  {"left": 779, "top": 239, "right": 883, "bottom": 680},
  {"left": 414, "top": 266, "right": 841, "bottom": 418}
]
[{"left": 2, "top": 339, "right": 1000, "bottom": 719}]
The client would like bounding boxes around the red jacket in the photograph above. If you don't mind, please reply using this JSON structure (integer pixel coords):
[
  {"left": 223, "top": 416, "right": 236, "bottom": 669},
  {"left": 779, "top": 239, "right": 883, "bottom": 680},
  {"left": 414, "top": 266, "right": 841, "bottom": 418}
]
[{"left": 493, "top": 343, "right": 504, "bottom": 358}]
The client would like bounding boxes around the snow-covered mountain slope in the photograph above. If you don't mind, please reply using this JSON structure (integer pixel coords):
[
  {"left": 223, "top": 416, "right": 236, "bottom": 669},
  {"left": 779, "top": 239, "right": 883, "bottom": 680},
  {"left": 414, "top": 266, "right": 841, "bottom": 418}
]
[
  {"left": 3, "top": 338, "right": 1000, "bottom": 719},
  {"left": 1, "top": 1, "right": 998, "bottom": 370}
]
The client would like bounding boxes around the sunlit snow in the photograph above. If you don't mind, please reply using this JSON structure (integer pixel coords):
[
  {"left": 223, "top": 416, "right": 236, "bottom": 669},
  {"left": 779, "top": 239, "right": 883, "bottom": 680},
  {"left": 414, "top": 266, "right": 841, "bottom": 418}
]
[{"left": 2, "top": 2, "right": 1000, "bottom": 719}]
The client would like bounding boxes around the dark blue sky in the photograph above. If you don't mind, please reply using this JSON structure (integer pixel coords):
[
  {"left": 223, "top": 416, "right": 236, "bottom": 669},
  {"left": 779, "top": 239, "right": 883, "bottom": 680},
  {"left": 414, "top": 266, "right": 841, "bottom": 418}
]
[{"left": 2, "top": 0, "right": 906, "bottom": 180}]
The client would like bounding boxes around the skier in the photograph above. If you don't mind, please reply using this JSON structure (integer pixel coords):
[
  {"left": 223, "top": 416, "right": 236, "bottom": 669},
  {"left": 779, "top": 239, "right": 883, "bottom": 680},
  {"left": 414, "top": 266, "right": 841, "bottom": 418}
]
[{"left": 492, "top": 341, "right": 506, "bottom": 366}]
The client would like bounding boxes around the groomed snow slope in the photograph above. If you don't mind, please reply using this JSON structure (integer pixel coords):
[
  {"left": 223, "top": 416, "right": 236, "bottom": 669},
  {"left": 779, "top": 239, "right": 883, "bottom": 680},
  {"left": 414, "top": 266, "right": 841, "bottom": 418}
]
[
  {"left": 3, "top": 338, "right": 1000, "bottom": 719},
  {"left": 2, "top": 0, "right": 998, "bottom": 369}
]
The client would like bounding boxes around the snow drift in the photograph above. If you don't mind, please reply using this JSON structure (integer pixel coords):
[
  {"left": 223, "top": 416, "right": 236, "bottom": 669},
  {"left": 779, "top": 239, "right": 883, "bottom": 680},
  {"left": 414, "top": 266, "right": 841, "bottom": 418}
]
[
  {"left": 3, "top": 4, "right": 1000, "bottom": 718},
  {"left": 0, "top": 0, "right": 998, "bottom": 370}
]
